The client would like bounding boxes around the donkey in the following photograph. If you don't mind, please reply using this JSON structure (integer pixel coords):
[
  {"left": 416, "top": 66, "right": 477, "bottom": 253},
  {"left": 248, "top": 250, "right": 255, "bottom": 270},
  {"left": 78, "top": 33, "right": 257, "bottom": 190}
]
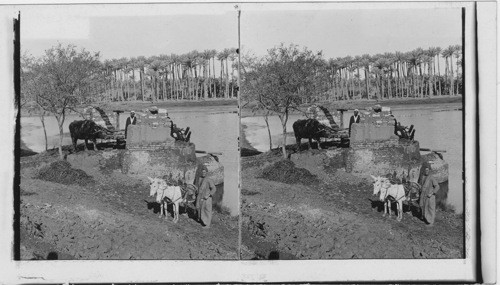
[{"left": 371, "top": 175, "right": 407, "bottom": 222}]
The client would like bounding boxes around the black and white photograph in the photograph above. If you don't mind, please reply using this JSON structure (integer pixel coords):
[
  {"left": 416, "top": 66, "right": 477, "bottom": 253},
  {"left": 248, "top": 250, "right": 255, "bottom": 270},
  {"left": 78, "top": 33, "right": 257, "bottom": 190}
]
[
  {"left": 240, "top": 3, "right": 467, "bottom": 260},
  {"left": 15, "top": 3, "right": 239, "bottom": 260},
  {"left": 0, "top": 0, "right": 496, "bottom": 283}
]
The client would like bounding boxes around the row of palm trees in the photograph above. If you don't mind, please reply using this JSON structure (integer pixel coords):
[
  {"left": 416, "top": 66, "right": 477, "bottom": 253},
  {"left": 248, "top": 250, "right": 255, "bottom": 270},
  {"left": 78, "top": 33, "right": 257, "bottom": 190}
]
[
  {"left": 89, "top": 44, "right": 462, "bottom": 104},
  {"left": 320, "top": 44, "right": 463, "bottom": 101},
  {"left": 93, "top": 48, "right": 239, "bottom": 103}
]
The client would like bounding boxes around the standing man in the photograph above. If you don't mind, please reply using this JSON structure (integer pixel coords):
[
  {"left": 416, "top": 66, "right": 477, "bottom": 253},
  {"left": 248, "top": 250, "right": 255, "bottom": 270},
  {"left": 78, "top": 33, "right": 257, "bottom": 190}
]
[
  {"left": 125, "top": 110, "right": 137, "bottom": 138},
  {"left": 196, "top": 165, "right": 217, "bottom": 229},
  {"left": 349, "top": 109, "right": 361, "bottom": 137},
  {"left": 419, "top": 165, "right": 440, "bottom": 226}
]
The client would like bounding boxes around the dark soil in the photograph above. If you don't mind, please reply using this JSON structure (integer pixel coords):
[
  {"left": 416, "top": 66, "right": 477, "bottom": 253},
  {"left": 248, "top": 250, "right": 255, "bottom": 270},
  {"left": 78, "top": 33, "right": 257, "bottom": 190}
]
[
  {"left": 36, "top": 160, "right": 95, "bottom": 186},
  {"left": 19, "top": 150, "right": 239, "bottom": 260},
  {"left": 240, "top": 151, "right": 464, "bottom": 260},
  {"left": 261, "top": 160, "right": 320, "bottom": 185}
]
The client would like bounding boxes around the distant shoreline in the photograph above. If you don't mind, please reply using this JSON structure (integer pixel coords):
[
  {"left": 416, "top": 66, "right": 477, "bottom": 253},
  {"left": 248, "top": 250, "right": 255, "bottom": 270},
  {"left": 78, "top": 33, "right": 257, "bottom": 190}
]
[
  {"left": 97, "top": 98, "right": 238, "bottom": 111},
  {"left": 21, "top": 99, "right": 238, "bottom": 117},
  {"left": 241, "top": 96, "right": 463, "bottom": 117}
]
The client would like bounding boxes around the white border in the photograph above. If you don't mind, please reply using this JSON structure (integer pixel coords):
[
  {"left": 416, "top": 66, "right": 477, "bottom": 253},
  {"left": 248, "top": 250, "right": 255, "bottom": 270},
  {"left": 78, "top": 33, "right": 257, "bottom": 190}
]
[
  {"left": 0, "top": 1, "right": 494, "bottom": 283},
  {"left": 478, "top": 2, "right": 497, "bottom": 284}
]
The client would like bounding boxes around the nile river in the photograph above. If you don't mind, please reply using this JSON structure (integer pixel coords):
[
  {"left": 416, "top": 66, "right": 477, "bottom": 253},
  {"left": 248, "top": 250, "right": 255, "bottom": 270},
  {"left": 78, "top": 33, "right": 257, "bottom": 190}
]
[
  {"left": 21, "top": 105, "right": 240, "bottom": 216},
  {"left": 241, "top": 105, "right": 464, "bottom": 214}
]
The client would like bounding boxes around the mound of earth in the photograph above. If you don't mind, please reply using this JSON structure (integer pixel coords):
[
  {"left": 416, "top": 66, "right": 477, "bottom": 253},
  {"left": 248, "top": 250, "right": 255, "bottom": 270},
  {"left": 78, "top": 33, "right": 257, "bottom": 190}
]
[
  {"left": 36, "top": 160, "right": 95, "bottom": 186},
  {"left": 261, "top": 159, "right": 320, "bottom": 185}
]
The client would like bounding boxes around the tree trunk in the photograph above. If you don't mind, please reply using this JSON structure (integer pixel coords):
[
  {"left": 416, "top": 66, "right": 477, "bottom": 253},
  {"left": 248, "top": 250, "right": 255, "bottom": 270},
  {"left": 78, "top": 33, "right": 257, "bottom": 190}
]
[
  {"left": 132, "top": 70, "right": 137, "bottom": 101},
  {"left": 163, "top": 77, "right": 167, "bottom": 101},
  {"left": 449, "top": 57, "right": 454, "bottom": 96},
  {"left": 225, "top": 59, "right": 230, "bottom": 99},
  {"left": 126, "top": 72, "right": 130, "bottom": 101},
  {"left": 204, "top": 63, "right": 208, "bottom": 100},
  {"left": 212, "top": 57, "right": 216, "bottom": 98},
  {"left": 39, "top": 112, "right": 48, "bottom": 151},
  {"left": 220, "top": 60, "right": 224, "bottom": 98},
  {"left": 264, "top": 113, "right": 273, "bottom": 151},
  {"left": 55, "top": 114, "right": 65, "bottom": 160},
  {"left": 364, "top": 69, "right": 370, "bottom": 99},
  {"left": 278, "top": 111, "right": 289, "bottom": 159},
  {"left": 387, "top": 76, "right": 392, "bottom": 99}
]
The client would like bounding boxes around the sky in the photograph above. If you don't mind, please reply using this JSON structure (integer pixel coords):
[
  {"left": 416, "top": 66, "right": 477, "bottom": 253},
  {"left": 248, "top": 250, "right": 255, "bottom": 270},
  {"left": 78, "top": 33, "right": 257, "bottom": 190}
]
[{"left": 19, "top": 2, "right": 463, "bottom": 62}]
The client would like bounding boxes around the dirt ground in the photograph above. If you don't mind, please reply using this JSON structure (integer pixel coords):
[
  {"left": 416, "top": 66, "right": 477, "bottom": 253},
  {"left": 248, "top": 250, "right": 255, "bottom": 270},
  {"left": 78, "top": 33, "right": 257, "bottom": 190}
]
[
  {"left": 18, "top": 147, "right": 239, "bottom": 260},
  {"left": 240, "top": 151, "right": 464, "bottom": 260}
]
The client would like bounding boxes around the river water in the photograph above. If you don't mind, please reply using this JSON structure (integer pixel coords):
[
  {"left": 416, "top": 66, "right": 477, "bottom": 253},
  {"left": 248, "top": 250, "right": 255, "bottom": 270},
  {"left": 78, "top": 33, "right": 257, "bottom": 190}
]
[
  {"left": 20, "top": 105, "right": 240, "bottom": 216},
  {"left": 241, "top": 105, "right": 464, "bottom": 214}
]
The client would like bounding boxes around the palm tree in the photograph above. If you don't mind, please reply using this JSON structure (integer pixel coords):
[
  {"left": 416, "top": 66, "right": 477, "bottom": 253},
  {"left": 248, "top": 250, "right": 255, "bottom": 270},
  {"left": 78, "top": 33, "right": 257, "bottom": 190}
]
[
  {"left": 394, "top": 51, "right": 406, "bottom": 98},
  {"left": 201, "top": 50, "right": 213, "bottom": 99},
  {"left": 217, "top": 50, "right": 228, "bottom": 98},
  {"left": 209, "top": 49, "right": 218, "bottom": 98},
  {"left": 361, "top": 54, "right": 371, "bottom": 99},
  {"left": 109, "top": 58, "right": 124, "bottom": 101},
  {"left": 327, "top": 58, "right": 339, "bottom": 100},
  {"left": 383, "top": 53, "right": 395, "bottom": 99},
  {"left": 102, "top": 59, "right": 113, "bottom": 101},
  {"left": 183, "top": 51, "right": 198, "bottom": 100},
  {"left": 170, "top": 54, "right": 181, "bottom": 100},
  {"left": 426, "top": 47, "right": 440, "bottom": 97},
  {"left": 147, "top": 57, "right": 162, "bottom": 102},
  {"left": 134, "top": 56, "right": 146, "bottom": 101},
  {"left": 434, "top": 47, "right": 443, "bottom": 95},
  {"left": 158, "top": 55, "right": 171, "bottom": 101},
  {"left": 229, "top": 51, "right": 238, "bottom": 98},
  {"left": 453, "top": 44, "right": 462, "bottom": 95},
  {"left": 441, "top": 46, "right": 454, "bottom": 95}
]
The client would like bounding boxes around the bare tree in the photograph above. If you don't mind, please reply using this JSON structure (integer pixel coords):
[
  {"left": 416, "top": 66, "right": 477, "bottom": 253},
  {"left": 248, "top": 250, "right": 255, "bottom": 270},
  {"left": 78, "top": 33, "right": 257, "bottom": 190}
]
[{"left": 22, "top": 44, "right": 102, "bottom": 159}]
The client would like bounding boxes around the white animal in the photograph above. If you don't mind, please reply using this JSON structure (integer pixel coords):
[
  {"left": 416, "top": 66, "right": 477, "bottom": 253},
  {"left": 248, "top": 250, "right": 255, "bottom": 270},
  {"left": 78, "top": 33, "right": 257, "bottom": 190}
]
[
  {"left": 371, "top": 175, "right": 407, "bottom": 222},
  {"left": 148, "top": 177, "right": 184, "bottom": 223}
]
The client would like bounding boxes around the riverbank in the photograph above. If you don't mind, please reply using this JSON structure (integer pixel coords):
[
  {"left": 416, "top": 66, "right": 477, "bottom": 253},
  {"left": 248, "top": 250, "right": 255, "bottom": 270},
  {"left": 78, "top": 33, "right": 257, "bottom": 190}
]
[
  {"left": 97, "top": 98, "right": 238, "bottom": 112},
  {"left": 240, "top": 150, "right": 464, "bottom": 259},
  {"left": 240, "top": 124, "right": 262, "bottom": 157},
  {"left": 21, "top": 99, "right": 238, "bottom": 117},
  {"left": 241, "top": 95, "right": 462, "bottom": 117},
  {"left": 19, "top": 148, "right": 239, "bottom": 260}
]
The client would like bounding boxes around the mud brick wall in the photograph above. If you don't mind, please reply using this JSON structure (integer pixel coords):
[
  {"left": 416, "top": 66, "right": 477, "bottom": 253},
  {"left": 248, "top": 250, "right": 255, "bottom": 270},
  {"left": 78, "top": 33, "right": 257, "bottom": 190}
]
[
  {"left": 351, "top": 109, "right": 396, "bottom": 142},
  {"left": 136, "top": 113, "right": 172, "bottom": 127},
  {"left": 127, "top": 125, "right": 176, "bottom": 149},
  {"left": 122, "top": 145, "right": 198, "bottom": 183},
  {"left": 350, "top": 124, "right": 396, "bottom": 142},
  {"left": 346, "top": 140, "right": 422, "bottom": 179}
]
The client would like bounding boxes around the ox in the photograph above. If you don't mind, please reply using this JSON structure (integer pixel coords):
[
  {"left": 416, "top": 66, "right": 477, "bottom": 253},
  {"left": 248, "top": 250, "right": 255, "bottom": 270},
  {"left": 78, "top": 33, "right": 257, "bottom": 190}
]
[
  {"left": 69, "top": 120, "right": 110, "bottom": 152},
  {"left": 371, "top": 175, "right": 407, "bottom": 222},
  {"left": 293, "top": 119, "right": 329, "bottom": 151}
]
